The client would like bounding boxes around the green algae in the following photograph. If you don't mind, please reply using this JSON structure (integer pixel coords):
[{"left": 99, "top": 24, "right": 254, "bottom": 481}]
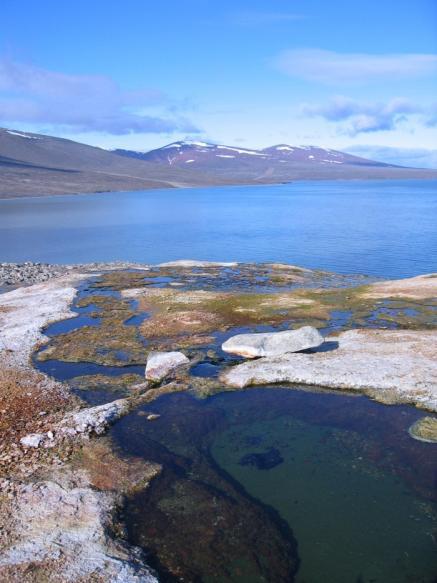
[
  {"left": 69, "top": 373, "right": 144, "bottom": 392},
  {"left": 293, "top": 286, "right": 437, "bottom": 332},
  {"left": 37, "top": 293, "right": 148, "bottom": 366},
  {"left": 136, "top": 287, "right": 327, "bottom": 352}
]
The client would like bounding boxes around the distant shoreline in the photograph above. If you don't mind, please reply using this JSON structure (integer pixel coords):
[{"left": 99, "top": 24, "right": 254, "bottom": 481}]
[{"left": 1, "top": 175, "right": 437, "bottom": 201}]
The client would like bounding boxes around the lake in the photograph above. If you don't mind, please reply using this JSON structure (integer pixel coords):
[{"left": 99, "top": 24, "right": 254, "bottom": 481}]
[{"left": 1, "top": 179, "right": 436, "bottom": 277}]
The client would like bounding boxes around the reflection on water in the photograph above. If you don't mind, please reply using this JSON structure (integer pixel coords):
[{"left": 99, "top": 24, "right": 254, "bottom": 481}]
[
  {"left": 110, "top": 389, "right": 437, "bottom": 583},
  {"left": 1, "top": 180, "right": 436, "bottom": 277}
]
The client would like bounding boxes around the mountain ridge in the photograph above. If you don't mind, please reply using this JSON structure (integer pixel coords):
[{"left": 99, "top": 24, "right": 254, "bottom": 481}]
[
  {"left": 114, "top": 140, "right": 399, "bottom": 169},
  {"left": 1, "top": 128, "right": 436, "bottom": 198}
]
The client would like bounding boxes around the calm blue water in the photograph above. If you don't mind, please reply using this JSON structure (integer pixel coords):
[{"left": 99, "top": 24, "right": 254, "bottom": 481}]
[{"left": 1, "top": 180, "right": 436, "bottom": 277}]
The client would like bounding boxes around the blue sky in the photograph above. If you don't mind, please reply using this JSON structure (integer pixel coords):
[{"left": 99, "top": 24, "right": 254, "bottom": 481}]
[{"left": 1, "top": 0, "right": 436, "bottom": 166}]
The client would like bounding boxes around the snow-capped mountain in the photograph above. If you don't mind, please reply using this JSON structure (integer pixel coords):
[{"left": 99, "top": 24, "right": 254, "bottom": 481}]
[
  {"left": 3, "top": 127, "right": 435, "bottom": 198},
  {"left": 261, "top": 144, "right": 386, "bottom": 166},
  {"left": 114, "top": 141, "right": 394, "bottom": 169}
]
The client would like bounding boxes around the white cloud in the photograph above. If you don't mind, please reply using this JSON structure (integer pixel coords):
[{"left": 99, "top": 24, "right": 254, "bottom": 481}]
[
  {"left": 272, "top": 49, "right": 437, "bottom": 83},
  {"left": 345, "top": 145, "right": 437, "bottom": 169},
  {"left": 300, "top": 96, "right": 426, "bottom": 135},
  {"left": 0, "top": 59, "right": 200, "bottom": 135}
]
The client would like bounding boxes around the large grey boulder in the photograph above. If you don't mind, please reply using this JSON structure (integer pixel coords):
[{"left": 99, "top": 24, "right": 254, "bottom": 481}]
[
  {"left": 145, "top": 351, "right": 189, "bottom": 382},
  {"left": 222, "top": 326, "right": 324, "bottom": 358}
]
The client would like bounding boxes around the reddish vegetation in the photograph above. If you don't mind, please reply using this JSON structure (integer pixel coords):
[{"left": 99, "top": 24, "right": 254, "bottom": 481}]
[
  {"left": 0, "top": 366, "right": 76, "bottom": 474},
  {"left": 76, "top": 437, "right": 161, "bottom": 493}
]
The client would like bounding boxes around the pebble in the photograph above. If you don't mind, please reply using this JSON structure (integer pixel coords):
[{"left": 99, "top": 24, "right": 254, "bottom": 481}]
[{"left": 146, "top": 414, "right": 161, "bottom": 421}]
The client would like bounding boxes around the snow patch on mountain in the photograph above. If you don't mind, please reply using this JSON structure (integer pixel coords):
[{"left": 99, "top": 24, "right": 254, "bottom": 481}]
[
  {"left": 6, "top": 130, "right": 41, "bottom": 140},
  {"left": 217, "top": 145, "right": 266, "bottom": 156}
]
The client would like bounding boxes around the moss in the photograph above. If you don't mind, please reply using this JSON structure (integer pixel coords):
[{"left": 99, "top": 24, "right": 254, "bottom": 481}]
[
  {"left": 91, "top": 270, "right": 154, "bottom": 291},
  {"left": 68, "top": 373, "right": 144, "bottom": 392},
  {"left": 37, "top": 294, "right": 148, "bottom": 366},
  {"left": 34, "top": 267, "right": 436, "bottom": 380},
  {"left": 294, "top": 287, "right": 437, "bottom": 332}
]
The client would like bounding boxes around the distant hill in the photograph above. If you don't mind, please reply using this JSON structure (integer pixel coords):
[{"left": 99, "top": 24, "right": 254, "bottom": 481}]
[
  {"left": 1, "top": 128, "right": 436, "bottom": 198},
  {"left": 114, "top": 140, "right": 437, "bottom": 184},
  {"left": 0, "top": 129, "right": 221, "bottom": 198},
  {"left": 116, "top": 141, "right": 397, "bottom": 169}
]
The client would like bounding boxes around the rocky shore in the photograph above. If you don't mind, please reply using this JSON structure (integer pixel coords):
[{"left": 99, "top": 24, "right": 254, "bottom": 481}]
[
  {"left": 0, "top": 261, "right": 435, "bottom": 581},
  {"left": 0, "top": 261, "right": 152, "bottom": 288},
  {"left": 0, "top": 260, "right": 241, "bottom": 288},
  {"left": 0, "top": 262, "right": 66, "bottom": 286}
]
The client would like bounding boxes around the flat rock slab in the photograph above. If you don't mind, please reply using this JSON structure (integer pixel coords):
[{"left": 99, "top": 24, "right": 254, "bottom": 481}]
[
  {"left": 364, "top": 273, "right": 437, "bottom": 300},
  {"left": 0, "top": 476, "right": 158, "bottom": 582},
  {"left": 222, "top": 326, "right": 324, "bottom": 358},
  {"left": 145, "top": 351, "right": 189, "bottom": 382},
  {"left": 221, "top": 329, "right": 437, "bottom": 411}
]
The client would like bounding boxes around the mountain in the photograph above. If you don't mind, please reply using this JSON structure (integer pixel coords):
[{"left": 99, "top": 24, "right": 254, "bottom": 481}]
[
  {"left": 0, "top": 129, "right": 225, "bottom": 198},
  {"left": 1, "top": 129, "right": 436, "bottom": 198},
  {"left": 115, "top": 140, "right": 437, "bottom": 185},
  {"left": 116, "top": 141, "right": 397, "bottom": 170},
  {"left": 261, "top": 144, "right": 394, "bottom": 166}
]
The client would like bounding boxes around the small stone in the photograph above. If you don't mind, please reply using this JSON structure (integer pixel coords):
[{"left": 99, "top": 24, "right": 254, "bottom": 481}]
[
  {"left": 20, "top": 433, "right": 44, "bottom": 448},
  {"left": 47, "top": 431, "right": 54, "bottom": 440},
  {"left": 145, "top": 351, "right": 190, "bottom": 382},
  {"left": 146, "top": 413, "right": 160, "bottom": 421}
]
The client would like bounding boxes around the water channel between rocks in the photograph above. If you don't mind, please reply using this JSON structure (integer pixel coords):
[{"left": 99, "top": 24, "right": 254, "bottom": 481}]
[{"left": 32, "top": 267, "right": 437, "bottom": 582}]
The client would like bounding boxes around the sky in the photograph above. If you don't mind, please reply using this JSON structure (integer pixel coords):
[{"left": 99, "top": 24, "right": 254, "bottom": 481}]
[{"left": 1, "top": 0, "right": 437, "bottom": 166}]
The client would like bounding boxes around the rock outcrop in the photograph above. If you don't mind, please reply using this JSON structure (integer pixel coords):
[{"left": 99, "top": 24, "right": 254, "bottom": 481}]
[
  {"left": 363, "top": 273, "right": 437, "bottom": 300},
  {"left": 0, "top": 474, "right": 158, "bottom": 582},
  {"left": 222, "top": 326, "right": 324, "bottom": 358},
  {"left": 221, "top": 329, "right": 437, "bottom": 411},
  {"left": 0, "top": 272, "right": 87, "bottom": 366}
]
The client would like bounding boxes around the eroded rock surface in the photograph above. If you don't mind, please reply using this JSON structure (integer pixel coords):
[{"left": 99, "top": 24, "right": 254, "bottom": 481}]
[
  {"left": 222, "top": 325, "right": 324, "bottom": 358},
  {"left": 221, "top": 329, "right": 437, "bottom": 411},
  {"left": 0, "top": 273, "right": 87, "bottom": 366},
  {"left": 0, "top": 473, "right": 158, "bottom": 582}
]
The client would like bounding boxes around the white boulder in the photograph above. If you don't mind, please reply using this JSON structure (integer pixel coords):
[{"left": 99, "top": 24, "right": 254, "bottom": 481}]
[
  {"left": 145, "top": 351, "right": 189, "bottom": 382},
  {"left": 222, "top": 326, "right": 324, "bottom": 358}
]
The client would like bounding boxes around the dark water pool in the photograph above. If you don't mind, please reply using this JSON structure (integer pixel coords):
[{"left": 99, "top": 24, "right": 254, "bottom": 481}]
[{"left": 110, "top": 389, "right": 437, "bottom": 583}]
